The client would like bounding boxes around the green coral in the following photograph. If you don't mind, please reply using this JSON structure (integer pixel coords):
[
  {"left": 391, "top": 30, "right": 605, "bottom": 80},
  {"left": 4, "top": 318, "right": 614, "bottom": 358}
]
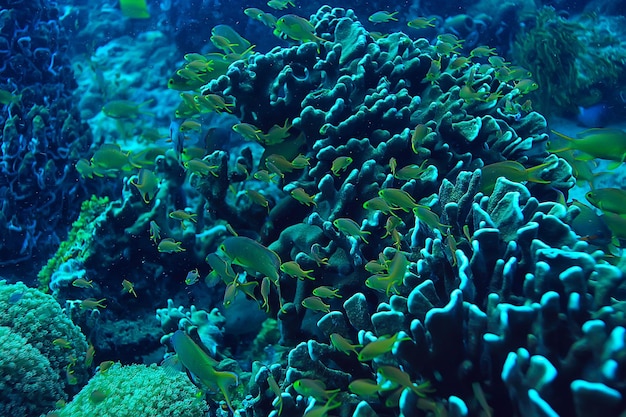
[
  {"left": 512, "top": 7, "right": 622, "bottom": 113},
  {"left": 0, "top": 281, "right": 89, "bottom": 416},
  {"left": 248, "top": 318, "right": 282, "bottom": 361},
  {"left": 0, "top": 326, "right": 65, "bottom": 416},
  {"left": 38, "top": 195, "right": 110, "bottom": 291},
  {"left": 52, "top": 364, "right": 209, "bottom": 417},
  {"left": 512, "top": 7, "right": 583, "bottom": 112}
]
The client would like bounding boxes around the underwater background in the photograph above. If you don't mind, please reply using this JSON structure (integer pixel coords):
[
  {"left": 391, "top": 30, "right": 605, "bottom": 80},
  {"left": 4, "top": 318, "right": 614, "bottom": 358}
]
[{"left": 1, "top": 0, "right": 626, "bottom": 416}]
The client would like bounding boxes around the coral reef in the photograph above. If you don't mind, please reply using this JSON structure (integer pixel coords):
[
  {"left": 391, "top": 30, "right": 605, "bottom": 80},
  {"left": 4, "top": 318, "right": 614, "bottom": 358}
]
[{"left": 15, "top": 2, "right": 626, "bottom": 417}]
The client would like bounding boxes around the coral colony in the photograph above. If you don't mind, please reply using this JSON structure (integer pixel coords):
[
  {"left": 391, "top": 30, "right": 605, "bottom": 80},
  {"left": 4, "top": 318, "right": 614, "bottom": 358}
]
[{"left": 1, "top": 1, "right": 626, "bottom": 417}]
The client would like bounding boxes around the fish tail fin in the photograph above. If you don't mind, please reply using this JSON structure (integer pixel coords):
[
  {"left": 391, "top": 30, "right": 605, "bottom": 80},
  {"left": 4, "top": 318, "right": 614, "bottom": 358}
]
[
  {"left": 138, "top": 98, "right": 154, "bottom": 108},
  {"left": 213, "top": 370, "right": 238, "bottom": 412},
  {"left": 525, "top": 162, "right": 552, "bottom": 184},
  {"left": 550, "top": 129, "right": 576, "bottom": 142},
  {"left": 138, "top": 99, "right": 155, "bottom": 117}
]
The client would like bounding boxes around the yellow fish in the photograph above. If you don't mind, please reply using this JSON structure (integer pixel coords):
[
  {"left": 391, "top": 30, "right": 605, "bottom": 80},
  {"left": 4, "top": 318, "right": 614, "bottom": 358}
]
[
  {"left": 157, "top": 238, "right": 185, "bottom": 253},
  {"left": 211, "top": 24, "right": 252, "bottom": 56},
  {"left": 0, "top": 88, "right": 21, "bottom": 105},
  {"left": 349, "top": 379, "right": 381, "bottom": 397},
  {"left": 119, "top": 0, "right": 150, "bottom": 19},
  {"left": 394, "top": 161, "right": 429, "bottom": 181},
  {"left": 469, "top": 45, "right": 497, "bottom": 58},
  {"left": 365, "top": 250, "right": 408, "bottom": 296},
  {"left": 220, "top": 236, "right": 281, "bottom": 282},
  {"left": 550, "top": 128, "right": 626, "bottom": 164},
  {"left": 102, "top": 99, "right": 153, "bottom": 119},
  {"left": 407, "top": 17, "right": 436, "bottom": 29},
  {"left": 411, "top": 123, "right": 432, "bottom": 153},
  {"left": 377, "top": 365, "right": 434, "bottom": 397},
  {"left": 267, "top": 0, "right": 295, "bottom": 10},
  {"left": 171, "top": 330, "right": 238, "bottom": 412},
  {"left": 72, "top": 278, "right": 93, "bottom": 288},
  {"left": 358, "top": 332, "right": 409, "bottom": 362},
  {"left": 329, "top": 333, "right": 360, "bottom": 355},
  {"left": 331, "top": 156, "right": 353, "bottom": 176},
  {"left": 479, "top": 160, "right": 551, "bottom": 194},
  {"left": 413, "top": 206, "right": 450, "bottom": 235},
  {"left": 91, "top": 144, "right": 136, "bottom": 172},
  {"left": 312, "top": 286, "right": 342, "bottom": 299},
  {"left": 53, "top": 338, "right": 72, "bottom": 349},
  {"left": 274, "top": 14, "right": 324, "bottom": 45},
  {"left": 246, "top": 190, "right": 270, "bottom": 211},
  {"left": 301, "top": 296, "right": 330, "bottom": 313},
  {"left": 281, "top": 260, "right": 315, "bottom": 280},
  {"left": 131, "top": 169, "right": 160, "bottom": 204},
  {"left": 121, "top": 279, "right": 137, "bottom": 297},
  {"left": 293, "top": 379, "right": 340, "bottom": 402},
  {"left": 148, "top": 221, "right": 161, "bottom": 243},
  {"left": 368, "top": 11, "right": 398, "bottom": 23},
  {"left": 586, "top": 188, "right": 626, "bottom": 215},
  {"left": 245, "top": 8, "right": 277, "bottom": 28},
  {"left": 378, "top": 188, "right": 418, "bottom": 212},
  {"left": 290, "top": 187, "right": 317, "bottom": 206},
  {"left": 169, "top": 210, "right": 197, "bottom": 223},
  {"left": 80, "top": 298, "right": 106, "bottom": 310},
  {"left": 333, "top": 218, "right": 371, "bottom": 243}
]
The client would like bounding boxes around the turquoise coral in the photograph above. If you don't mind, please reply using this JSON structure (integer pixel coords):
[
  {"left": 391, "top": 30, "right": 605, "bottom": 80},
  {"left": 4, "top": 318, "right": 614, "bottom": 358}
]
[
  {"left": 34, "top": 3, "right": 626, "bottom": 417},
  {"left": 51, "top": 363, "right": 209, "bottom": 417},
  {"left": 0, "top": 280, "right": 89, "bottom": 415}
]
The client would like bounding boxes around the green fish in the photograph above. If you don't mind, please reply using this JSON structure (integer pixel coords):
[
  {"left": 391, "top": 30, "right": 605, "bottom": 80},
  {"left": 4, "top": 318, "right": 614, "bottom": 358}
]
[
  {"left": 586, "top": 188, "right": 626, "bottom": 215},
  {"left": 170, "top": 330, "right": 237, "bottom": 412},
  {"left": 479, "top": 160, "right": 551, "bottom": 194},
  {"left": 550, "top": 128, "right": 626, "bottom": 164},
  {"left": 102, "top": 99, "right": 154, "bottom": 119},
  {"left": 119, "top": 0, "right": 150, "bottom": 19},
  {"left": 220, "top": 236, "right": 281, "bottom": 282},
  {"left": 274, "top": 14, "right": 324, "bottom": 45}
]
